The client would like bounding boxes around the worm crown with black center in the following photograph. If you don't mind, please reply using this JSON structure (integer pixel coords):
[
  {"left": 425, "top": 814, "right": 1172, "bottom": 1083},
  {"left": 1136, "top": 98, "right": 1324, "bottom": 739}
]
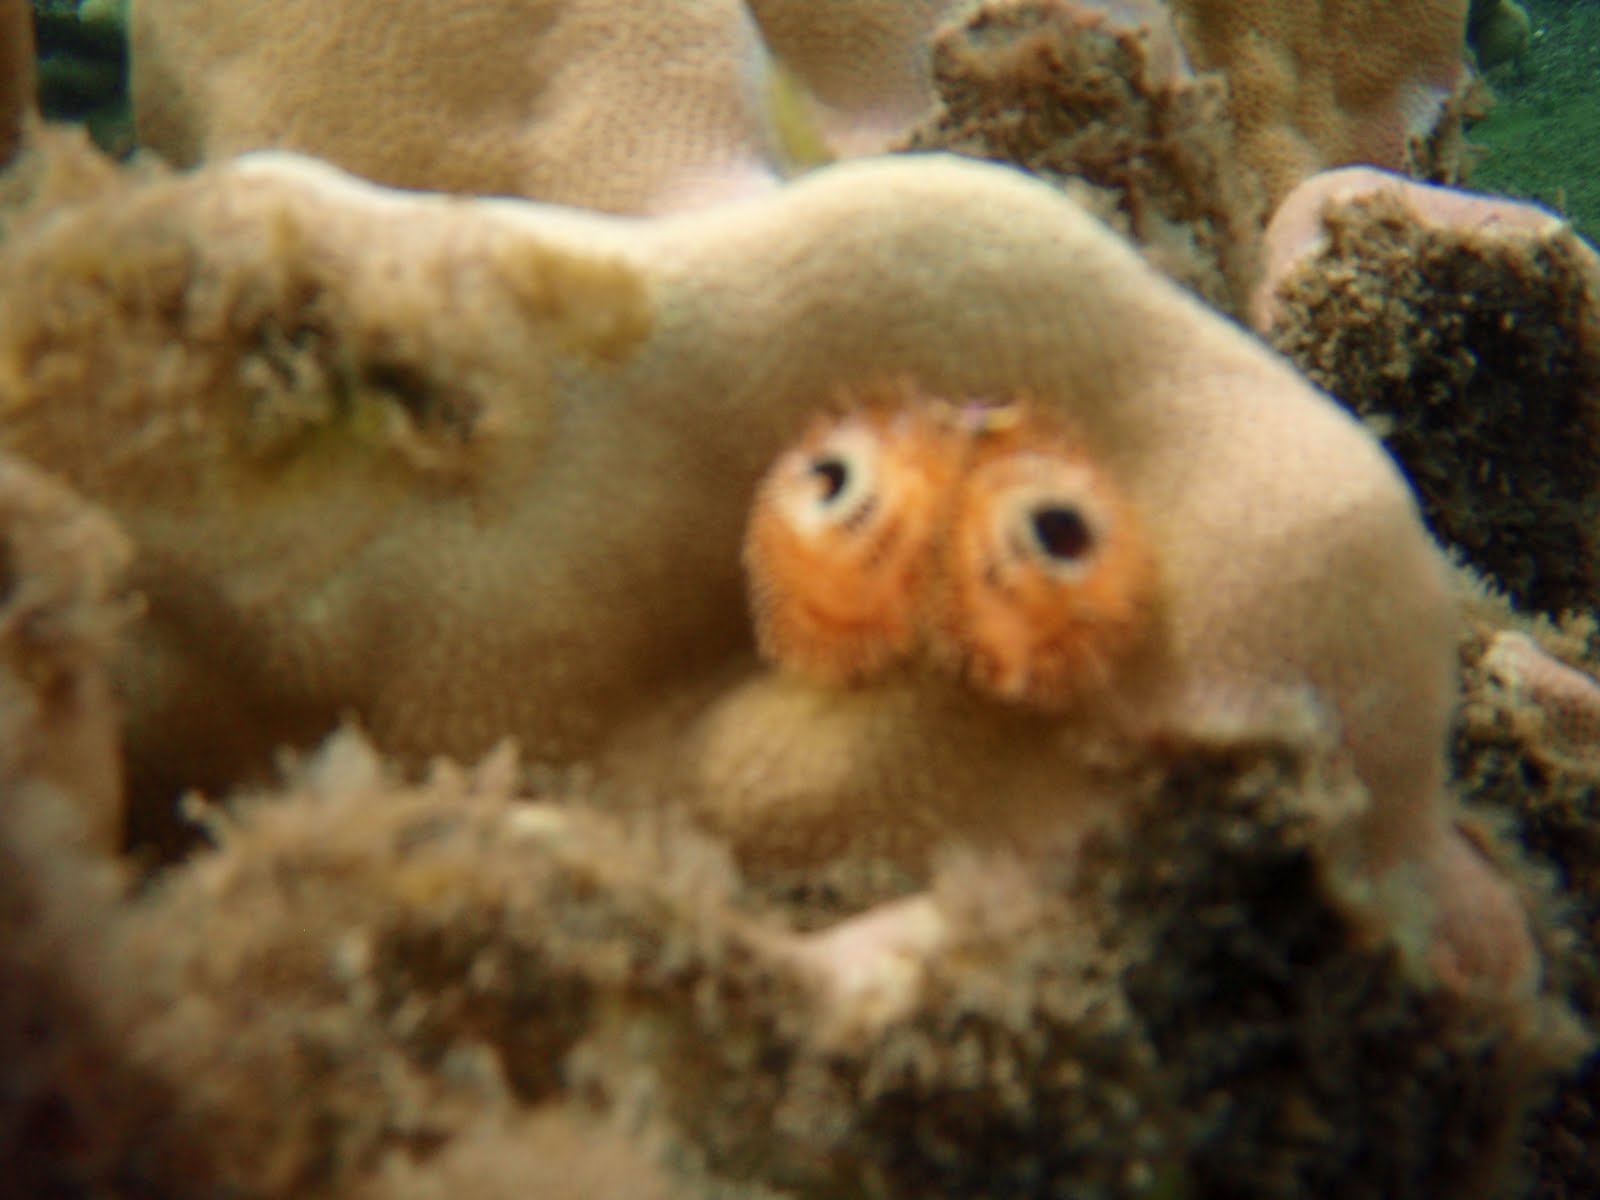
[{"left": 743, "top": 380, "right": 1159, "bottom": 709}]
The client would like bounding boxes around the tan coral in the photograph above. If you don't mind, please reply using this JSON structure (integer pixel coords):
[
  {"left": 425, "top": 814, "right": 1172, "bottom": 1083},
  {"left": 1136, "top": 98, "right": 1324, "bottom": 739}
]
[
  {"left": 745, "top": 0, "right": 964, "bottom": 155},
  {"left": 129, "top": 0, "right": 783, "bottom": 213},
  {"left": 1255, "top": 166, "right": 1600, "bottom": 617},
  {"left": 0, "top": 147, "right": 1532, "bottom": 992},
  {"left": 1168, "top": 0, "right": 1473, "bottom": 210},
  {"left": 0, "top": 453, "right": 131, "bottom": 852},
  {"left": 1482, "top": 631, "right": 1600, "bottom": 775},
  {"left": 1251, "top": 165, "right": 1589, "bottom": 331},
  {"left": 901, "top": 0, "right": 1264, "bottom": 319}
]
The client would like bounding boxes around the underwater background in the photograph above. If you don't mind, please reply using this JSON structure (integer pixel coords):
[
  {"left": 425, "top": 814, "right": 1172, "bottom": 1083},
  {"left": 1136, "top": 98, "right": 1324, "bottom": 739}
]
[{"left": 1470, "top": 0, "right": 1600, "bottom": 242}]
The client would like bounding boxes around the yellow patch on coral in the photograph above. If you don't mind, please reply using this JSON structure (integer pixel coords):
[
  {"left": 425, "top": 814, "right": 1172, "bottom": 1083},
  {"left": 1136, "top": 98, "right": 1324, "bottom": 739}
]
[
  {"left": 762, "top": 62, "right": 837, "bottom": 174},
  {"left": 495, "top": 241, "right": 654, "bottom": 365}
]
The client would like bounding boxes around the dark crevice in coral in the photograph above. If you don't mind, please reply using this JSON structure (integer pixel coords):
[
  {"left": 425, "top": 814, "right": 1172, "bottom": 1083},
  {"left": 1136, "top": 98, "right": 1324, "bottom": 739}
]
[{"left": 1107, "top": 744, "right": 1544, "bottom": 1200}]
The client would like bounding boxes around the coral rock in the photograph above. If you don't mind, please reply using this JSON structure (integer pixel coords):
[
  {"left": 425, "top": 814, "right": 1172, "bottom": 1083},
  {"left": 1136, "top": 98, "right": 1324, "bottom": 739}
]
[
  {"left": 1169, "top": 0, "right": 1475, "bottom": 208},
  {"left": 901, "top": 0, "right": 1264, "bottom": 314},
  {"left": 0, "top": 148, "right": 1530, "bottom": 993},
  {"left": 0, "top": 452, "right": 131, "bottom": 851},
  {"left": 1259, "top": 167, "right": 1600, "bottom": 616},
  {"left": 3, "top": 723, "right": 1576, "bottom": 1197},
  {"left": 129, "top": 0, "right": 783, "bottom": 213}
]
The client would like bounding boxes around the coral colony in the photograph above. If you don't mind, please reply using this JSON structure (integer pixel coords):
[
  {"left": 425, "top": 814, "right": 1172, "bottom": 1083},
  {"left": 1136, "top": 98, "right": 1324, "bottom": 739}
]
[{"left": 1, "top": 1, "right": 1597, "bottom": 1197}]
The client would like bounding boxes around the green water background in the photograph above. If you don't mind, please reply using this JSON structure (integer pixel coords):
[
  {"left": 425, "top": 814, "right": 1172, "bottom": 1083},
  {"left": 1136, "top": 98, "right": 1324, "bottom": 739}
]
[{"left": 1470, "top": 0, "right": 1600, "bottom": 242}]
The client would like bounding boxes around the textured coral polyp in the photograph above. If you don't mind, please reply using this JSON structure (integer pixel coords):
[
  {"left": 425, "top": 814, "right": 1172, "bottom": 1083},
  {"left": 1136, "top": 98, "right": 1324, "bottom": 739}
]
[
  {"left": 903, "top": 0, "right": 1263, "bottom": 313},
  {"left": 0, "top": 144, "right": 1543, "bottom": 1007},
  {"left": 130, "top": 0, "right": 784, "bottom": 213},
  {"left": 1169, "top": 0, "right": 1473, "bottom": 207},
  {"left": 1261, "top": 168, "right": 1600, "bottom": 617}
]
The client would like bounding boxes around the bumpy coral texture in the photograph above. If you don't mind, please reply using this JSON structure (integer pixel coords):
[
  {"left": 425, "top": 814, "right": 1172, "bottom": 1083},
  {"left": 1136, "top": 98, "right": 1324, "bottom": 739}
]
[
  {"left": 0, "top": 150, "right": 1534, "bottom": 994},
  {"left": 0, "top": 451, "right": 196, "bottom": 1198},
  {"left": 129, "top": 0, "right": 783, "bottom": 213},
  {"left": 1168, "top": 0, "right": 1473, "bottom": 209},
  {"left": 1452, "top": 576, "right": 1600, "bottom": 1200},
  {"left": 1260, "top": 168, "right": 1600, "bottom": 617},
  {"left": 0, "top": 453, "right": 130, "bottom": 851},
  {"left": 902, "top": 0, "right": 1264, "bottom": 314},
  {"left": 0, "top": 718, "right": 1580, "bottom": 1199}
]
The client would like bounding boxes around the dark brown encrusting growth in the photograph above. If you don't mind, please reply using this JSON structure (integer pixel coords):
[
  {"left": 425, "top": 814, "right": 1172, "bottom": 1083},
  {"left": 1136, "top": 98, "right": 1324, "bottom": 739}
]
[
  {"left": 0, "top": 722, "right": 1572, "bottom": 1199},
  {"left": 1268, "top": 192, "right": 1600, "bottom": 615},
  {"left": 1096, "top": 731, "right": 1580, "bottom": 1200},
  {"left": 1452, "top": 574, "right": 1600, "bottom": 1199},
  {"left": 0, "top": 453, "right": 204, "bottom": 1198},
  {"left": 901, "top": 0, "right": 1264, "bottom": 315},
  {"left": 0, "top": 781, "right": 209, "bottom": 1198},
  {"left": 0, "top": 0, "right": 35, "bottom": 169}
]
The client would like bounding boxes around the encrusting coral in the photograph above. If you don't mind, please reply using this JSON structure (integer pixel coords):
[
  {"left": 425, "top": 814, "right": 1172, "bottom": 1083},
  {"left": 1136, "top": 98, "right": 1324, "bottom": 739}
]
[
  {"left": 0, "top": 141, "right": 1542, "bottom": 999},
  {"left": 0, "top": 451, "right": 131, "bottom": 852},
  {"left": 1257, "top": 167, "right": 1600, "bottom": 617},
  {"left": 122, "top": 0, "right": 1487, "bottom": 228},
  {"left": 126, "top": 0, "right": 970, "bottom": 201},
  {"left": 900, "top": 0, "right": 1265, "bottom": 315},
  {"left": 1166, "top": 0, "right": 1478, "bottom": 209},
  {"left": 128, "top": 0, "right": 784, "bottom": 213},
  {"left": 0, "top": 716, "right": 1583, "bottom": 1198}
]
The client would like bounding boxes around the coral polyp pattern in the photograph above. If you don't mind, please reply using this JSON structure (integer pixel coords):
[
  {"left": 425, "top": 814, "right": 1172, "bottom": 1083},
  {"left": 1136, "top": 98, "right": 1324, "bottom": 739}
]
[{"left": 746, "top": 379, "right": 1159, "bottom": 710}]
